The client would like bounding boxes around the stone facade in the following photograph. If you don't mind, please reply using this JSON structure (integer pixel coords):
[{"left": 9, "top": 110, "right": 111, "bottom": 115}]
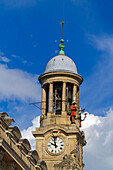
[
  {"left": 33, "top": 125, "right": 86, "bottom": 170},
  {"left": 0, "top": 112, "right": 47, "bottom": 170}
]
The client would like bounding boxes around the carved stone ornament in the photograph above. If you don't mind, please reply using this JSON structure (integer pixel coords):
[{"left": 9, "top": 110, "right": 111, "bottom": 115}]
[
  {"left": 50, "top": 129, "right": 61, "bottom": 137},
  {"left": 40, "top": 114, "right": 44, "bottom": 122},
  {"left": 81, "top": 131, "right": 86, "bottom": 146},
  {"left": 54, "top": 151, "right": 79, "bottom": 169}
]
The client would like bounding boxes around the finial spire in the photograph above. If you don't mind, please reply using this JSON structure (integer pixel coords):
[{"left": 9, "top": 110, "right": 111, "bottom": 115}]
[
  {"left": 59, "top": 3, "right": 65, "bottom": 54},
  {"left": 60, "top": 3, "right": 64, "bottom": 39},
  {"left": 59, "top": 39, "right": 65, "bottom": 54}
]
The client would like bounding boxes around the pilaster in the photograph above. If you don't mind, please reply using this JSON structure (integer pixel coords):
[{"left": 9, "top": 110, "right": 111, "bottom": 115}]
[
  {"left": 73, "top": 84, "right": 77, "bottom": 101},
  {"left": 76, "top": 87, "right": 79, "bottom": 111}
]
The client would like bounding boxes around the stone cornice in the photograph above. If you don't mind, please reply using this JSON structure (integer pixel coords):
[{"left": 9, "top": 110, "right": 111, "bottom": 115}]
[
  {"left": 32, "top": 125, "right": 82, "bottom": 137},
  {"left": 39, "top": 71, "right": 83, "bottom": 86},
  {"left": 0, "top": 112, "right": 47, "bottom": 170},
  {"left": 0, "top": 138, "right": 30, "bottom": 169}
]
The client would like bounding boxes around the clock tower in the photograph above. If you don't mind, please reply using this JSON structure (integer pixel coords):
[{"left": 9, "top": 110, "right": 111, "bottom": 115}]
[{"left": 32, "top": 39, "right": 86, "bottom": 170}]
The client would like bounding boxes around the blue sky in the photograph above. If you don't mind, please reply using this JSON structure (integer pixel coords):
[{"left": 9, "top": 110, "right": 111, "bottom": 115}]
[
  {"left": 0, "top": 0, "right": 113, "bottom": 169},
  {"left": 1, "top": 0, "right": 113, "bottom": 124}
]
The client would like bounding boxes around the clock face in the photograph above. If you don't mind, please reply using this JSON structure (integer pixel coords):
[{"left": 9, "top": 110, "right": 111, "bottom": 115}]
[{"left": 48, "top": 137, "right": 64, "bottom": 154}]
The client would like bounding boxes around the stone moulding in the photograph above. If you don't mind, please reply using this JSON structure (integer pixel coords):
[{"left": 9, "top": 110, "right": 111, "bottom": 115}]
[
  {"left": 0, "top": 112, "right": 47, "bottom": 170},
  {"left": 39, "top": 71, "right": 83, "bottom": 87}
]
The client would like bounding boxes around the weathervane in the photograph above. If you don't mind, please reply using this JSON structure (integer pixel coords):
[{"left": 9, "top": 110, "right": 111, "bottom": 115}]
[
  {"left": 59, "top": 4, "right": 65, "bottom": 39},
  {"left": 58, "top": 3, "right": 68, "bottom": 55}
]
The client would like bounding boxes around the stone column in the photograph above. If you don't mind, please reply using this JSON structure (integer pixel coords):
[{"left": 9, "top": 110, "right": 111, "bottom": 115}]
[
  {"left": 41, "top": 87, "right": 46, "bottom": 116},
  {"left": 48, "top": 83, "right": 53, "bottom": 115},
  {"left": 76, "top": 87, "right": 80, "bottom": 127},
  {"left": 76, "top": 87, "right": 79, "bottom": 109},
  {"left": 62, "top": 82, "right": 67, "bottom": 115},
  {"left": 73, "top": 84, "right": 77, "bottom": 102}
]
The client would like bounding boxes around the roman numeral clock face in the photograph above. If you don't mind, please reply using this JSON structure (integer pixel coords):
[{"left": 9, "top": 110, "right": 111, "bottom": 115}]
[{"left": 48, "top": 137, "right": 64, "bottom": 154}]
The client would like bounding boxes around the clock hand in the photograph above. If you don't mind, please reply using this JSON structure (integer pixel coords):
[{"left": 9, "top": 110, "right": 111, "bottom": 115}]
[
  {"left": 50, "top": 142, "right": 58, "bottom": 148},
  {"left": 54, "top": 137, "right": 58, "bottom": 148},
  {"left": 54, "top": 137, "right": 56, "bottom": 143},
  {"left": 50, "top": 142, "right": 56, "bottom": 146},
  {"left": 55, "top": 144, "right": 58, "bottom": 148}
]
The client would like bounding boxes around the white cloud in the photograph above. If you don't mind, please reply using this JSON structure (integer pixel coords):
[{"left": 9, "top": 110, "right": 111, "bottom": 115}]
[
  {"left": 81, "top": 113, "right": 101, "bottom": 129},
  {"left": 91, "top": 35, "right": 113, "bottom": 54},
  {"left": 11, "top": 54, "right": 19, "bottom": 58},
  {"left": 11, "top": 54, "right": 32, "bottom": 65},
  {"left": 0, "top": 64, "right": 41, "bottom": 101},
  {"left": 82, "top": 109, "right": 113, "bottom": 170},
  {"left": 21, "top": 109, "right": 113, "bottom": 170},
  {"left": 21, "top": 115, "right": 40, "bottom": 149},
  {"left": 81, "top": 35, "right": 113, "bottom": 114},
  {"left": 0, "top": 56, "right": 10, "bottom": 63},
  {"left": 0, "top": 51, "right": 10, "bottom": 63}
]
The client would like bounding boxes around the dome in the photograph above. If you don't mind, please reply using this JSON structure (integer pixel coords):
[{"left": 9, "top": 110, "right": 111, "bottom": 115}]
[{"left": 44, "top": 54, "right": 77, "bottom": 74}]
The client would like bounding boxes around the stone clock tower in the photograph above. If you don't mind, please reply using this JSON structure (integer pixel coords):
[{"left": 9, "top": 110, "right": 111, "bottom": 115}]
[{"left": 32, "top": 39, "right": 86, "bottom": 170}]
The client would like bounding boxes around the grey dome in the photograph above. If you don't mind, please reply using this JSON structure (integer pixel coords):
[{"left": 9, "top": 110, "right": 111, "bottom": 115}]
[{"left": 44, "top": 55, "right": 77, "bottom": 74}]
